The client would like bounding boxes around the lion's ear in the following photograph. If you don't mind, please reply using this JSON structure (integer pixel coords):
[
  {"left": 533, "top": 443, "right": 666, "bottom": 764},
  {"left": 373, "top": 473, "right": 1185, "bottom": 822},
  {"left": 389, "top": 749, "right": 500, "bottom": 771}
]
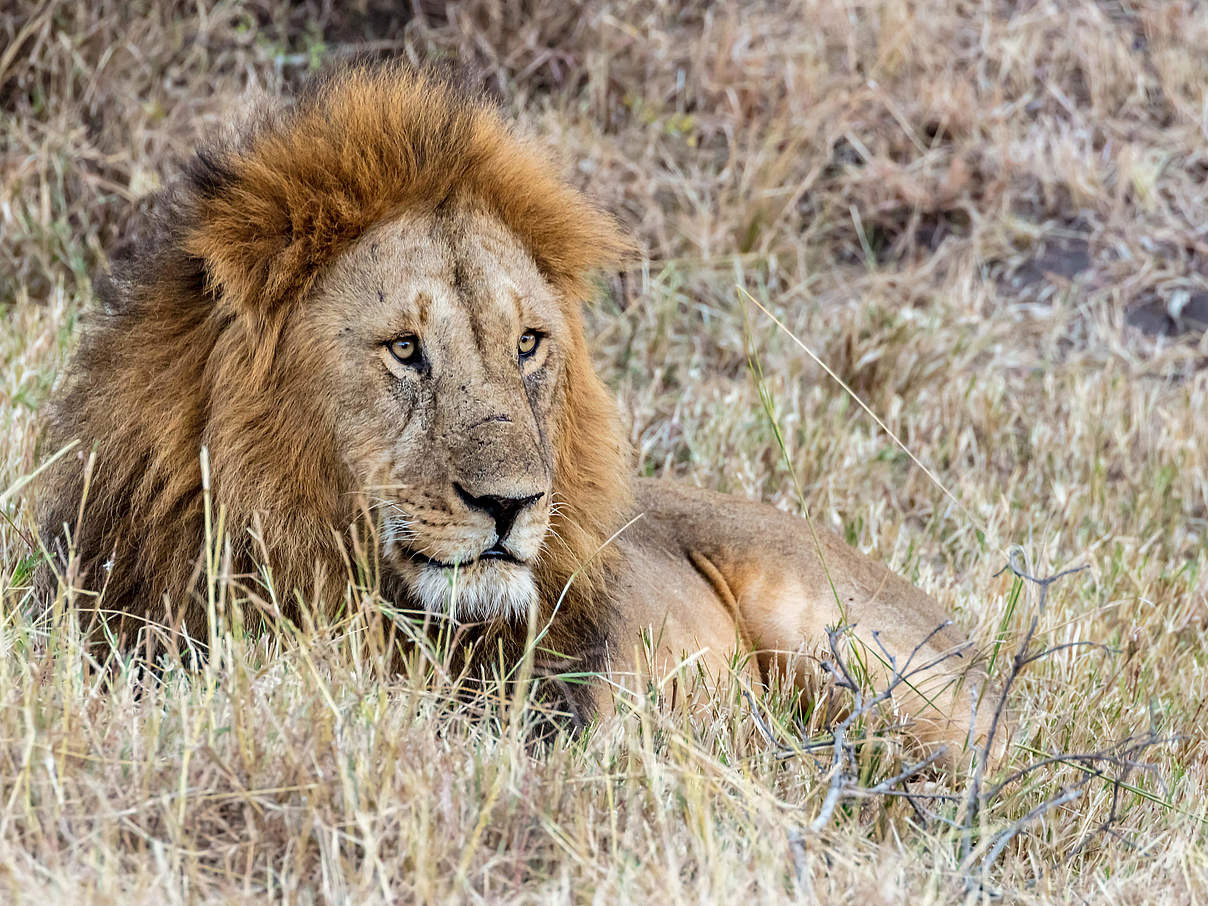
[
  {"left": 464, "top": 129, "right": 635, "bottom": 306},
  {"left": 181, "top": 142, "right": 401, "bottom": 322},
  {"left": 176, "top": 65, "right": 466, "bottom": 321}
]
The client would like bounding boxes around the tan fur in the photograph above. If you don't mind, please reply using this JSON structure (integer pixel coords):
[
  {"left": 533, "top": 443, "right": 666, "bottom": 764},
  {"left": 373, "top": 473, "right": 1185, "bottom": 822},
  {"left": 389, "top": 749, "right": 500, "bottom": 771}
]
[{"left": 37, "top": 62, "right": 989, "bottom": 753}]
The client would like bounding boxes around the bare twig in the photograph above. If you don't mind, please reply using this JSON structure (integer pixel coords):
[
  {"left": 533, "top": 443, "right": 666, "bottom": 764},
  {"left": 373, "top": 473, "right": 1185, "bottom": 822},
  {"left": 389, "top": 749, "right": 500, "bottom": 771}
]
[
  {"left": 957, "top": 558, "right": 1169, "bottom": 896},
  {"left": 795, "top": 622, "right": 961, "bottom": 834},
  {"left": 961, "top": 558, "right": 1090, "bottom": 871},
  {"left": 746, "top": 556, "right": 1173, "bottom": 898}
]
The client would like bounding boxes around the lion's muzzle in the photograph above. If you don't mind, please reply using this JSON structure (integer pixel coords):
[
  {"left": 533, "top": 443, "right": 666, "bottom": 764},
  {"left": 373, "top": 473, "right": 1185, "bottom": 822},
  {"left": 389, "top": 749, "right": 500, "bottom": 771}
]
[{"left": 453, "top": 484, "right": 544, "bottom": 555}]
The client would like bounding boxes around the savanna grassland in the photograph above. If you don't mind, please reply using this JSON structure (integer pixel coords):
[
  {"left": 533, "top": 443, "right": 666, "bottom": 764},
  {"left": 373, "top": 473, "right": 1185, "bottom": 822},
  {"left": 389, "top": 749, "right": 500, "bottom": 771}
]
[{"left": 2, "top": 1, "right": 1206, "bottom": 902}]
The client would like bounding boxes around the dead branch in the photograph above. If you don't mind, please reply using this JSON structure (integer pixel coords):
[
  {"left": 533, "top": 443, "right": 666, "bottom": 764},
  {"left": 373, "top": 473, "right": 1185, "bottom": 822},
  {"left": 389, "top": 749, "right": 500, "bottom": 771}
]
[
  {"left": 749, "top": 554, "right": 1173, "bottom": 898},
  {"left": 958, "top": 558, "right": 1168, "bottom": 895}
]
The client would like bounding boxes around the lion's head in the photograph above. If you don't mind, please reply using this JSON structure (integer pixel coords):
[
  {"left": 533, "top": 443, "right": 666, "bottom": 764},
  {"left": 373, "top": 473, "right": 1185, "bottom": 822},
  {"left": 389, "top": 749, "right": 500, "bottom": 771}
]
[
  {"left": 305, "top": 204, "right": 600, "bottom": 621},
  {"left": 37, "top": 63, "right": 632, "bottom": 641}
]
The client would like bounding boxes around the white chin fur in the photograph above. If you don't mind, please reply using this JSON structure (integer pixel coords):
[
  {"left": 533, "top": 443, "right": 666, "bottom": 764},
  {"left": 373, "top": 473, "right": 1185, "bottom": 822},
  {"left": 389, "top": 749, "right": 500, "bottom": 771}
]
[{"left": 412, "top": 562, "right": 537, "bottom": 623}]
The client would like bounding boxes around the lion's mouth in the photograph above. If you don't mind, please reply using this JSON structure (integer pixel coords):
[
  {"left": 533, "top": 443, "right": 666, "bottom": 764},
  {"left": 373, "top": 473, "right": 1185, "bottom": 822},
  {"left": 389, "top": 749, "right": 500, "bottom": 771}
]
[
  {"left": 395, "top": 541, "right": 539, "bottom": 622},
  {"left": 401, "top": 546, "right": 525, "bottom": 569}
]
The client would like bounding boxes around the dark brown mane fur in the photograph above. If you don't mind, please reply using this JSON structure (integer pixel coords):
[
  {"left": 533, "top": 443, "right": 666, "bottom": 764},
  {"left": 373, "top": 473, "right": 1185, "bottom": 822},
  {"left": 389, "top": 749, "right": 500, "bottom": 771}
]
[{"left": 36, "top": 62, "right": 632, "bottom": 699}]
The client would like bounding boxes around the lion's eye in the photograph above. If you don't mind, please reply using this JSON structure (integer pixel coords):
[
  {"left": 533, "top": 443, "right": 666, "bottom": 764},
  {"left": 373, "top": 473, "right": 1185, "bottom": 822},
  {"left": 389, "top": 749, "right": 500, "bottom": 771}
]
[
  {"left": 518, "top": 330, "right": 541, "bottom": 359},
  {"left": 388, "top": 335, "right": 421, "bottom": 365}
]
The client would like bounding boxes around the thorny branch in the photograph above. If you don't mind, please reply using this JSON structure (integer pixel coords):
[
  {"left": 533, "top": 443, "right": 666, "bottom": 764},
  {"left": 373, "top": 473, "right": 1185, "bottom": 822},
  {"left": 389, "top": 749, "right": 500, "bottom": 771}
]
[{"left": 752, "top": 554, "right": 1174, "bottom": 896}]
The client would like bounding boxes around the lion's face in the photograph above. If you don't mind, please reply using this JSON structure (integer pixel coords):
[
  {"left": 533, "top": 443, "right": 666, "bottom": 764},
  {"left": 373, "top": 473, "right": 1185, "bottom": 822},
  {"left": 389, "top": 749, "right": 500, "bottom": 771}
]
[{"left": 301, "top": 204, "right": 571, "bottom": 622}]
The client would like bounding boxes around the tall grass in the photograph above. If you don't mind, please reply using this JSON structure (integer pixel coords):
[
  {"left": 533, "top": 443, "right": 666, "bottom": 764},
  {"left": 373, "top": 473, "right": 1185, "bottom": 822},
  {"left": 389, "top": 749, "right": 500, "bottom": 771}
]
[{"left": 2, "top": 0, "right": 1206, "bottom": 901}]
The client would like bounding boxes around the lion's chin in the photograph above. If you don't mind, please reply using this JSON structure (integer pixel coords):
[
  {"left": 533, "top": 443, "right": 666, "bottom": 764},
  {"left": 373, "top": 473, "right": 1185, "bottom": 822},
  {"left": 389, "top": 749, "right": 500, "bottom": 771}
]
[{"left": 408, "top": 559, "right": 538, "bottom": 624}]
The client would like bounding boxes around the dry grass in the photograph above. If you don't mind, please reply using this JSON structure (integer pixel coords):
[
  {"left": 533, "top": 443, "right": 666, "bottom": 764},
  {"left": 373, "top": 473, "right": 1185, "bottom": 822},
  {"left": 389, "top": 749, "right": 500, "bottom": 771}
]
[{"left": 2, "top": 0, "right": 1207, "bottom": 902}]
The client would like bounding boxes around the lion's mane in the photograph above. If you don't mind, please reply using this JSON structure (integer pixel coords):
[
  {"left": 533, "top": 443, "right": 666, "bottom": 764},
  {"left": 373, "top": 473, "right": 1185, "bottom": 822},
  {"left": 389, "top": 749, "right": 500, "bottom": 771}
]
[{"left": 37, "top": 63, "right": 632, "bottom": 684}]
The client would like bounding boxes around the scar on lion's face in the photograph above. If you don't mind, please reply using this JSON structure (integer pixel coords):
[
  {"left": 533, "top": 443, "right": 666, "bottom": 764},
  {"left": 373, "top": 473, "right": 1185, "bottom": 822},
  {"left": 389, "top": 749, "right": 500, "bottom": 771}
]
[{"left": 300, "top": 204, "right": 571, "bottom": 622}]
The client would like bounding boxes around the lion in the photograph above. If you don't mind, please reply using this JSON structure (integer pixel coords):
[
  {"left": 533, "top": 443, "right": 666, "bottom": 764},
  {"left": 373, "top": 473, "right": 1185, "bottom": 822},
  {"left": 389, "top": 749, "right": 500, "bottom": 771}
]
[{"left": 36, "top": 62, "right": 991, "bottom": 756}]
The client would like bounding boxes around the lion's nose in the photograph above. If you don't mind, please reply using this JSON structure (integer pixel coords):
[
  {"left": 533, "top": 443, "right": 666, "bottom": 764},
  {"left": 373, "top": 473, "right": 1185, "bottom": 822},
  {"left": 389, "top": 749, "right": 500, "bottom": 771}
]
[{"left": 453, "top": 483, "right": 544, "bottom": 541}]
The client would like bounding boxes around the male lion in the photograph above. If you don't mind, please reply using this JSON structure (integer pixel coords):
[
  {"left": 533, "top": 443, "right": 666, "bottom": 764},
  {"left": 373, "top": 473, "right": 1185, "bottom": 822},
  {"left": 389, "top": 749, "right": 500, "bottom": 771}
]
[{"left": 37, "top": 63, "right": 989, "bottom": 755}]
